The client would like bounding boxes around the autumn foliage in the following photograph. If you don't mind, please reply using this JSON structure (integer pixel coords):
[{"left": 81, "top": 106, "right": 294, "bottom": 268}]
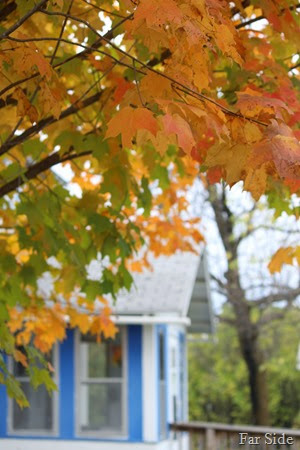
[{"left": 0, "top": 0, "right": 299, "bottom": 402}]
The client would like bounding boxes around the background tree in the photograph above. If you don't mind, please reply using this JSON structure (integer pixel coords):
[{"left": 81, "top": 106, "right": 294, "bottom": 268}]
[
  {"left": 0, "top": 0, "right": 299, "bottom": 406},
  {"left": 189, "top": 306, "right": 300, "bottom": 428},
  {"left": 192, "top": 183, "right": 300, "bottom": 425}
]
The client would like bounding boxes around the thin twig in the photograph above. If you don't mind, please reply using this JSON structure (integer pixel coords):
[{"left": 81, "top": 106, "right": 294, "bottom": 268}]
[
  {"left": 133, "top": 60, "right": 145, "bottom": 107},
  {"left": 21, "top": 9, "right": 270, "bottom": 126},
  {"left": 0, "top": 13, "right": 134, "bottom": 98},
  {"left": 50, "top": 0, "right": 74, "bottom": 65},
  {"left": 81, "top": 0, "right": 131, "bottom": 19}
]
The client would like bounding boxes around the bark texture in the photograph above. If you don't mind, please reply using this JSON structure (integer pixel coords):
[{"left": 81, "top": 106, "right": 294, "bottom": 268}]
[{"left": 208, "top": 186, "right": 270, "bottom": 425}]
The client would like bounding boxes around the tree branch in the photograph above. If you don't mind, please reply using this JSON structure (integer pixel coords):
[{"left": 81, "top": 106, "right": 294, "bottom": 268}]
[
  {"left": 81, "top": 0, "right": 132, "bottom": 19},
  {"left": 37, "top": 9, "right": 269, "bottom": 127},
  {"left": 0, "top": 1, "right": 17, "bottom": 23},
  {"left": 236, "top": 3, "right": 300, "bottom": 30},
  {"left": 257, "top": 309, "right": 290, "bottom": 327},
  {"left": 0, "top": 90, "right": 104, "bottom": 157},
  {"left": 0, "top": 149, "right": 93, "bottom": 198},
  {"left": 0, "top": 0, "right": 48, "bottom": 40},
  {"left": 0, "top": 13, "right": 133, "bottom": 98},
  {"left": 216, "top": 315, "right": 236, "bottom": 326},
  {"left": 210, "top": 273, "right": 228, "bottom": 290},
  {"left": 253, "top": 287, "right": 300, "bottom": 307}
]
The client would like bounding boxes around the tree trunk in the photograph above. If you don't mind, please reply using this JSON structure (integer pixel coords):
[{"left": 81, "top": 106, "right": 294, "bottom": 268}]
[
  {"left": 208, "top": 185, "right": 270, "bottom": 425},
  {"left": 237, "top": 329, "right": 270, "bottom": 425}
]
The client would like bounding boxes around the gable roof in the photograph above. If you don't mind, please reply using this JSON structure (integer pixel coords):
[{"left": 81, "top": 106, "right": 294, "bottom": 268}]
[
  {"left": 109, "top": 247, "right": 214, "bottom": 333},
  {"left": 187, "top": 250, "right": 214, "bottom": 334}
]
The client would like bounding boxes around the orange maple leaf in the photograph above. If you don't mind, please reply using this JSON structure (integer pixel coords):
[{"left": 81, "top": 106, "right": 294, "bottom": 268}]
[{"left": 106, "top": 106, "right": 158, "bottom": 148}]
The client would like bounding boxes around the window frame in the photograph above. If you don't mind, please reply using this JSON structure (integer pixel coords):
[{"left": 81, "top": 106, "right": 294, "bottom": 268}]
[
  {"left": 75, "top": 326, "right": 128, "bottom": 439},
  {"left": 7, "top": 344, "right": 59, "bottom": 437}
]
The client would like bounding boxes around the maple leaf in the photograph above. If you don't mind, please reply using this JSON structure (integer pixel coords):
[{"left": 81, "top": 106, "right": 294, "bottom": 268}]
[
  {"left": 162, "top": 114, "right": 195, "bottom": 155},
  {"left": 14, "top": 88, "right": 38, "bottom": 124},
  {"left": 14, "top": 349, "right": 28, "bottom": 368},
  {"left": 1, "top": 0, "right": 300, "bottom": 404},
  {"left": 237, "top": 88, "right": 292, "bottom": 120},
  {"left": 271, "top": 135, "right": 300, "bottom": 180},
  {"left": 105, "top": 107, "right": 158, "bottom": 148},
  {"left": 243, "top": 164, "right": 268, "bottom": 201},
  {"left": 268, "top": 246, "right": 300, "bottom": 273}
]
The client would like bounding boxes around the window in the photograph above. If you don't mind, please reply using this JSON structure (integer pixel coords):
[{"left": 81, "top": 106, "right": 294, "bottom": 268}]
[
  {"left": 159, "top": 329, "right": 167, "bottom": 439},
  {"left": 9, "top": 346, "right": 58, "bottom": 435},
  {"left": 76, "top": 328, "right": 127, "bottom": 437}
]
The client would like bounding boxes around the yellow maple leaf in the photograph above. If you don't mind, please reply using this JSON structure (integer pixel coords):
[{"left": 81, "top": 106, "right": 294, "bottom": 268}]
[
  {"left": 106, "top": 107, "right": 158, "bottom": 148},
  {"left": 268, "top": 246, "right": 300, "bottom": 273},
  {"left": 243, "top": 164, "right": 268, "bottom": 201}
]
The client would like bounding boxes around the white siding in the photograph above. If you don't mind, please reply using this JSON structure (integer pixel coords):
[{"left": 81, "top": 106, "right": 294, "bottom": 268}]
[{"left": 142, "top": 325, "right": 158, "bottom": 442}]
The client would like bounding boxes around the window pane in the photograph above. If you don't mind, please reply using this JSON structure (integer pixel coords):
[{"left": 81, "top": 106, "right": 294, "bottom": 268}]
[
  {"left": 80, "top": 333, "right": 122, "bottom": 378},
  {"left": 13, "top": 382, "right": 53, "bottom": 431},
  {"left": 160, "top": 382, "right": 167, "bottom": 438},
  {"left": 79, "top": 382, "right": 122, "bottom": 432},
  {"left": 159, "top": 332, "right": 165, "bottom": 381}
]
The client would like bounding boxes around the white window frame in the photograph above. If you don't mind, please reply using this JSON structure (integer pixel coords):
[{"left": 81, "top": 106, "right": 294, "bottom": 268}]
[
  {"left": 8, "top": 344, "right": 59, "bottom": 437},
  {"left": 75, "top": 326, "right": 128, "bottom": 439}
]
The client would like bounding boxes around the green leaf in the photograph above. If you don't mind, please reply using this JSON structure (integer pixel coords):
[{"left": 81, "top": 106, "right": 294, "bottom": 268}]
[
  {"left": 29, "top": 367, "right": 57, "bottom": 393},
  {"left": 118, "top": 264, "right": 133, "bottom": 290},
  {"left": 138, "top": 177, "right": 152, "bottom": 217},
  {"left": 22, "top": 139, "right": 46, "bottom": 159},
  {"left": 1, "top": 163, "right": 24, "bottom": 181},
  {"left": 0, "top": 302, "right": 9, "bottom": 321},
  {"left": 6, "top": 376, "right": 29, "bottom": 408},
  {"left": 102, "top": 235, "right": 117, "bottom": 262},
  {"left": 89, "top": 214, "right": 113, "bottom": 232},
  {"left": 16, "top": 0, "right": 37, "bottom": 16},
  {"left": 82, "top": 280, "right": 103, "bottom": 301},
  {"left": 151, "top": 165, "right": 169, "bottom": 190},
  {"left": 100, "top": 166, "right": 129, "bottom": 210}
]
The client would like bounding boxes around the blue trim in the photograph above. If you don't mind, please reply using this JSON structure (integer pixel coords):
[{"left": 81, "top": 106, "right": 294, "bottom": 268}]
[
  {"left": 165, "top": 326, "right": 170, "bottom": 437},
  {"left": 128, "top": 325, "right": 143, "bottom": 442},
  {"left": 128, "top": 325, "right": 143, "bottom": 441},
  {"left": 59, "top": 329, "right": 75, "bottom": 439},
  {"left": 0, "top": 353, "right": 7, "bottom": 437}
]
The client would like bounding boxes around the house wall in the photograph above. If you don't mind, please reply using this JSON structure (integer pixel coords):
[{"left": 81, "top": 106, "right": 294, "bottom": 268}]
[
  {"left": 0, "top": 326, "right": 143, "bottom": 443},
  {"left": 0, "top": 323, "right": 188, "bottom": 450}
]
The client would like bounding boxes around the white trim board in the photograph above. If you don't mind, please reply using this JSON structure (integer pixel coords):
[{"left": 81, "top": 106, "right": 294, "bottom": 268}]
[
  {"left": 0, "top": 439, "right": 187, "bottom": 450},
  {"left": 113, "top": 316, "right": 190, "bottom": 326},
  {"left": 142, "top": 325, "right": 158, "bottom": 442}
]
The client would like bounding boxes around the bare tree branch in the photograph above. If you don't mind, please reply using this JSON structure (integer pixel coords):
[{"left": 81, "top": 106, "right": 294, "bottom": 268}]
[
  {"left": 253, "top": 287, "right": 300, "bottom": 307},
  {"left": 216, "top": 315, "right": 236, "bottom": 326},
  {"left": 258, "top": 309, "right": 290, "bottom": 327},
  {"left": 210, "top": 273, "right": 228, "bottom": 290}
]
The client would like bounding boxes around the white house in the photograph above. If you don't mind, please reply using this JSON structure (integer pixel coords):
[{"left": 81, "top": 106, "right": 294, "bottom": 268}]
[{"left": 0, "top": 250, "right": 213, "bottom": 450}]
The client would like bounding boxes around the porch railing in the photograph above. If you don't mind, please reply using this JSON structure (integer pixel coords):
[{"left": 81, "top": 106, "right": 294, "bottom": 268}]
[{"left": 170, "top": 421, "right": 300, "bottom": 449}]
